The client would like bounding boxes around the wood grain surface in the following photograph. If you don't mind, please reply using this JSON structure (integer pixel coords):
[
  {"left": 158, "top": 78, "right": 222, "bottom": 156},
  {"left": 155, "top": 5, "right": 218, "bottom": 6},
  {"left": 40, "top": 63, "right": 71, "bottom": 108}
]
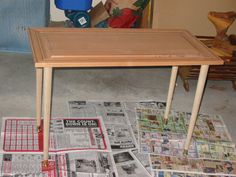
[{"left": 28, "top": 28, "right": 223, "bottom": 68}]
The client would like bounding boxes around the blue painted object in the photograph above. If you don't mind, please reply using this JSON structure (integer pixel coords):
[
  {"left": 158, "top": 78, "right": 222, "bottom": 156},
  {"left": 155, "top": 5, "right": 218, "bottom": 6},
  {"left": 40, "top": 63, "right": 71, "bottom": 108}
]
[
  {"left": 55, "top": 0, "right": 93, "bottom": 28},
  {"left": 0, "top": 0, "right": 50, "bottom": 52},
  {"left": 65, "top": 10, "right": 91, "bottom": 28},
  {"left": 55, "top": 0, "right": 92, "bottom": 11}
]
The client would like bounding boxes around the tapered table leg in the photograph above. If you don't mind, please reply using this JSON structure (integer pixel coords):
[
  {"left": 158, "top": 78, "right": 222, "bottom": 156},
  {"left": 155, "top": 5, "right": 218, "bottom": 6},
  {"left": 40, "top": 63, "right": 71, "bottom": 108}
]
[
  {"left": 184, "top": 65, "right": 209, "bottom": 153},
  {"left": 42, "top": 67, "right": 53, "bottom": 165},
  {"left": 36, "top": 68, "right": 43, "bottom": 132},
  {"left": 164, "top": 66, "right": 178, "bottom": 123}
]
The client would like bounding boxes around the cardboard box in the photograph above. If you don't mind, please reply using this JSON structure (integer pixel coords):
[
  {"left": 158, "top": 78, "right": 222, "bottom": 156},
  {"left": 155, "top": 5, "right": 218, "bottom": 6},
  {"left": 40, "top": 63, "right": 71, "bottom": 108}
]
[{"left": 89, "top": 2, "right": 110, "bottom": 27}]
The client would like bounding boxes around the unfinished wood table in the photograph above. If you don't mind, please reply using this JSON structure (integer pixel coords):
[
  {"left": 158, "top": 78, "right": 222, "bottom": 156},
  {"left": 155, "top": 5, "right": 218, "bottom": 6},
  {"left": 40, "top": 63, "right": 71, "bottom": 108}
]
[{"left": 28, "top": 28, "right": 223, "bottom": 166}]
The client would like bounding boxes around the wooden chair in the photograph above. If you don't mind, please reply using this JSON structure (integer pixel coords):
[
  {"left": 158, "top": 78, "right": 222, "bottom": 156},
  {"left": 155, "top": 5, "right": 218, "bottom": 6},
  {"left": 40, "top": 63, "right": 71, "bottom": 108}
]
[{"left": 179, "top": 11, "right": 236, "bottom": 91}]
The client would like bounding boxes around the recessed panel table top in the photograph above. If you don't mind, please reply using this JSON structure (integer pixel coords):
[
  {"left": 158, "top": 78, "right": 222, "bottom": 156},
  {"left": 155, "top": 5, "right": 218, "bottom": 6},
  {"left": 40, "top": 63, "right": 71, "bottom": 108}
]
[{"left": 28, "top": 28, "right": 223, "bottom": 68}]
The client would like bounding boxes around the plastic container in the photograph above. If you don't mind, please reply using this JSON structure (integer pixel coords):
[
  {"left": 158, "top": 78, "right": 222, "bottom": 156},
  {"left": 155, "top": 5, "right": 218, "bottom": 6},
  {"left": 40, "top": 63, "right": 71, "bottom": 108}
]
[
  {"left": 0, "top": 0, "right": 50, "bottom": 52},
  {"left": 55, "top": 0, "right": 93, "bottom": 11}
]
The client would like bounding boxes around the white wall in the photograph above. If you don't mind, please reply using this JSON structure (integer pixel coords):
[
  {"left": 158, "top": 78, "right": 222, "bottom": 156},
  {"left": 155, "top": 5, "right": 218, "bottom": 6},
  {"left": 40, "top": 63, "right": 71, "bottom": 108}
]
[
  {"left": 50, "top": 0, "right": 106, "bottom": 21},
  {"left": 156, "top": 0, "right": 236, "bottom": 35}
]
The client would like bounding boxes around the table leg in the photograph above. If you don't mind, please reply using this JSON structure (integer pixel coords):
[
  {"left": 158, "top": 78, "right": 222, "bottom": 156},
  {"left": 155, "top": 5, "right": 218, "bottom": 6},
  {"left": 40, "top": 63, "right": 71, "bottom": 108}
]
[
  {"left": 36, "top": 68, "right": 43, "bottom": 132},
  {"left": 184, "top": 65, "right": 209, "bottom": 154},
  {"left": 42, "top": 67, "right": 53, "bottom": 166},
  {"left": 164, "top": 66, "right": 178, "bottom": 123}
]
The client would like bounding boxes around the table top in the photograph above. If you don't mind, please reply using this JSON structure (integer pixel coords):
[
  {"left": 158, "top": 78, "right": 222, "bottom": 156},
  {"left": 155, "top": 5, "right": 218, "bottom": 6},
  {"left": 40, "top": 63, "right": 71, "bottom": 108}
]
[{"left": 28, "top": 28, "right": 223, "bottom": 68}]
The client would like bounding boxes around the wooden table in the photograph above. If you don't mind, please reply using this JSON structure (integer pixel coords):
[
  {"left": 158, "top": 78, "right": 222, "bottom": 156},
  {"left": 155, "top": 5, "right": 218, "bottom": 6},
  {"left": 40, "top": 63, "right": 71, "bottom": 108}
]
[{"left": 28, "top": 28, "right": 223, "bottom": 166}]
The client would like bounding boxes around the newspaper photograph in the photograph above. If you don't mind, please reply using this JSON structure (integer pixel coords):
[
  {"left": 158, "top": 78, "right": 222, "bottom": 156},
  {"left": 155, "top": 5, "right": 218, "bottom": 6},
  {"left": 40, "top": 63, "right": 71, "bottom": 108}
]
[
  {"left": 113, "top": 150, "right": 151, "bottom": 177},
  {"left": 106, "top": 123, "right": 137, "bottom": 150},
  {"left": 0, "top": 117, "right": 110, "bottom": 153}
]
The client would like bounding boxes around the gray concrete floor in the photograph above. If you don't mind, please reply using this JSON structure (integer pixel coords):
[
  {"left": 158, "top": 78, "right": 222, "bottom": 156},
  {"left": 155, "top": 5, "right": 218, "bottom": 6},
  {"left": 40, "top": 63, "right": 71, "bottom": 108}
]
[{"left": 0, "top": 51, "right": 236, "bottom": 141}]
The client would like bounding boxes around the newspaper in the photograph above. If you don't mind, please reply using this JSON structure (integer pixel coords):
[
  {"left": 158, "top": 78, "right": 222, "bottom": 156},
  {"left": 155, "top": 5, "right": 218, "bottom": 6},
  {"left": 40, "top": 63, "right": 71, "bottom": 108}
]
[
  {"left": 0, "top": 151, "right": 117, "bottom": 177},
  {"left": 68, "top": 101, "right": 128, "bottom": 124},
  {"left": 122, "top": 101, "right": 166, "bottom": 145},
  {"left": 153, "top": 171, "right": 225, "bottom": 177},
  {"left": 106, "top": 123, "right": 137, "bottom": 150},
  {"left": 0, "top": 153, "right": 44, "bottom": 176},
  {"left": 68, "top": 101, "right": 138, "bottom": 151},
  {"left": 136, "top": 108, "right": 234, "bottom": 156},
  {"left": 0, "top": 117, "right": 110, "bottom": 153},
  {"left": 150, "top": 154, "right": 236, "bottom": 176},
  {"left": 67, "top": 101, "right": 236, "bottom": 174},
  {"left": 124, "top": 101, "right": 166, "bottom": 143},
  {"left": 124, "top": 101, "right": 166, "bottom": 111},
  {"left": 1, "top": 100, "right": 235, "bottom": 176},
  {"left": 113, "top": 150, "right": 151, "bottom": 177},
  {"left": 196, "top": 140, "right": 236, "bottom": 161},
  {"left": 68, "top": 100, "right": 166, "bottom": 144},
  {"left": 139, "top": 134, "right": 197, "bottom": 158},
  {"left": 136, "top": 108, "right": 231, "bottom": 143},
  {"left": 131, "top": 149, "right": 152, "bottom": 175},
  {"left": 136, "top": 108, "right": 196, "bottom": 157},
  {"left": 56, "top": 151, "right": 117, "bottom": 177},
  {"left": 136, "top": 109, "right": 187, "bottom": 134},
  {"left": 184, "top": 113, "right": 232, "bottom": 143},
  {"left": 68, "top": 101, "right": 99, "bottom": 117}
]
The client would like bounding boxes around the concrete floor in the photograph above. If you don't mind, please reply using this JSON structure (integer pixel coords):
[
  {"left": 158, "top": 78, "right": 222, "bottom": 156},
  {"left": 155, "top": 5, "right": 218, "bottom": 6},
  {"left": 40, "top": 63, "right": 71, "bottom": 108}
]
[{"left": 0, "top": 51, "right": 236, "bottom": 141}]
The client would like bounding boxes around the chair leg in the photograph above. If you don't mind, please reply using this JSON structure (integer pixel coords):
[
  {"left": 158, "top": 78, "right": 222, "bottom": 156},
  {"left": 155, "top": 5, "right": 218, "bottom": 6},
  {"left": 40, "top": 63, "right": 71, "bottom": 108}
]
[{"left": 183, "top": 79, "right": 190, "bottom": 92}]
